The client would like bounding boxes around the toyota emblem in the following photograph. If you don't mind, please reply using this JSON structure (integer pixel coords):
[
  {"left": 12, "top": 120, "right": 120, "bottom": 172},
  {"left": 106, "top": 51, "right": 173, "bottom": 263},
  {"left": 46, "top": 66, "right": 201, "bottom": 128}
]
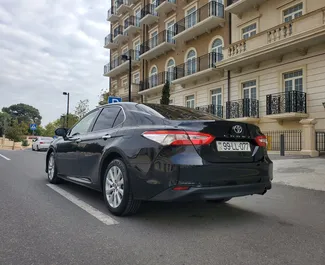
[{"left": 232, "top": 125, "right": 243, "bottom": 134}]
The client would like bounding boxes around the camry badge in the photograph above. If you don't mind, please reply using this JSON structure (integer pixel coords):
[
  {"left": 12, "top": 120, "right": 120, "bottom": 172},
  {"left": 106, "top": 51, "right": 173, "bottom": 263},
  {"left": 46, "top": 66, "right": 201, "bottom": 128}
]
[{"left": 232, "top": 125, "right": 243, "bottom": 134}]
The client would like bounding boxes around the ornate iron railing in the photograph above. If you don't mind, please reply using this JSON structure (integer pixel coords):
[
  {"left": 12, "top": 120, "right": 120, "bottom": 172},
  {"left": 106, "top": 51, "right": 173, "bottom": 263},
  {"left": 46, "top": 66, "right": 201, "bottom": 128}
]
[
  {"left": 174, "top": 52, "right": 223, "bottom": 79},
  {"left": 140, "top": 71, "right": 171, "bottom": 91},
  {"left": 266, "top": 91, "right": 307, "bottom": 115},
  {"left": 140, "top": 30, "right": 175, "bottom": 55},
  {"left": 196, "top": 104, "right": 223, "bottom": 118},
  {"left": 174, "top": 1, "right": 224, "bottom": 35},
  {"left": 141, "top": 3, "right": 158, "bottom": 19},
  {"left": 104, "top": 49, "right": 139, "bottom": 74},
  {"left": 226, "top": 99, "right": 259, "bottom": 119},
  {"left": 107, "top": 7, "right": 117, "bottom": 20}
]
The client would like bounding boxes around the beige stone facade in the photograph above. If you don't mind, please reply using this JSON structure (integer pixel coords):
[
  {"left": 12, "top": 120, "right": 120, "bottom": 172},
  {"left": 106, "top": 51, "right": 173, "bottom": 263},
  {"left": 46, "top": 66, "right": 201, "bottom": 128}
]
[{"left": 104, "top": 0, "right": 325, "bottom": 155}]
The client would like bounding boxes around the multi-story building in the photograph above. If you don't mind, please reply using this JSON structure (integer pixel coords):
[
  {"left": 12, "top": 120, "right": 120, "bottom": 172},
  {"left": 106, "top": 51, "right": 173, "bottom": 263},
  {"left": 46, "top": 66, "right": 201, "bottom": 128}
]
[{"left": 104, "top": 0, "right": 325, "bottom": 154}]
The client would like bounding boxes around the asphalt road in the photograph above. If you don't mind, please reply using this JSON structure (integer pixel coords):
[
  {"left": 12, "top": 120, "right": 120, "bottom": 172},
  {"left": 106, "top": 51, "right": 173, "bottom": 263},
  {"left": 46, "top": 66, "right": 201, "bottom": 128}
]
[{"left": 0, "top": 150, "right": 324, "bottom": 265}]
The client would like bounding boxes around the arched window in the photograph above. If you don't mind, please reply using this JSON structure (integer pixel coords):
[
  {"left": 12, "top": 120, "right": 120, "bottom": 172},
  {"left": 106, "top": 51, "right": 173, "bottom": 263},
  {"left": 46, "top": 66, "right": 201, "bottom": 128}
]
[
  {"left": 211, "top": 38, "right": 223, "bottom": 63},
  {"left": 166, "top": 59, "right": 175, "bottom": 82},
  {"left": 186, "top": 49, "right": 196, "bottom": 75},
  {"left": 149, "top": 66, "right": 158, "bottom": 88}
]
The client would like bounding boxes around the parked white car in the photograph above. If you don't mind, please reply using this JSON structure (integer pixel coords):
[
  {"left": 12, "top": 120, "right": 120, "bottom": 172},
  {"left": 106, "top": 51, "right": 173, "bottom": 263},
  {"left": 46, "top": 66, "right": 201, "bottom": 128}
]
[{"left": 32, "top": 137, "right": 53, "bottom": 151}]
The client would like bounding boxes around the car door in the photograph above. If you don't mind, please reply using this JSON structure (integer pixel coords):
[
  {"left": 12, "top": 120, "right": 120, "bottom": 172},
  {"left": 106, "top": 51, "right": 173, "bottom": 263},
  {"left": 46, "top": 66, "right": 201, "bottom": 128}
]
[
  {"left": 77, "top": 106, "right": 125, "bottom": 186},
  {"left": 55, "top": 109, "right": 100, "bottom": 177}
]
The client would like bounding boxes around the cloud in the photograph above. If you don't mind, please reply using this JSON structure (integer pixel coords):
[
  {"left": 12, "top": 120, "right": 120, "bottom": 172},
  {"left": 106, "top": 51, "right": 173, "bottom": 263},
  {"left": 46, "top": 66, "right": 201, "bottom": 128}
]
[{"left": 0, "top": 0, "right": 110, "bottom": 125}]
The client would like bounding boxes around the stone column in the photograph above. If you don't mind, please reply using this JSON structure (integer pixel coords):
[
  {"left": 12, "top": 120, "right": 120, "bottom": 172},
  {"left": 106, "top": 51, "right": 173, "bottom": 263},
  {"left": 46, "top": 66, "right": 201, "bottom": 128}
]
[{"left": 299, "top": 118, "right": 319, "bottom": 157}]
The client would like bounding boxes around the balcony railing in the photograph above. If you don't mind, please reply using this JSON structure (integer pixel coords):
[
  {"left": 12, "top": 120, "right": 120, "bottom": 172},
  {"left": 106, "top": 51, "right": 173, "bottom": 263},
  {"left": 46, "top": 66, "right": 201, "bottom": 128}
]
[
  {"left": 124, "top": 15, "right": 140, "bottom": 29},
  {"left": 174, "top": 1, "right": 224, "bottom": 35},
  {"left": 104, "top": 49, "right": 139, "bottom": 74},
  {"left": 113, "top": 25, "right": 124, "bottom": 38},
  {"left": 107, "top": 7, "right": 118, "bottom": 22},
  {"left": 141, "top": 3, "right": 158, "bottom": 19},
  {"left": 196, "top": 104, "right": 223, "bottom": 118},
  {"left": 266, "top": 91, "right": 307, "bottom": 115},
  {"left": 140, "top": 30, "right": 175, "bottom": 55},
  {"left": 174, "top": 52, "right": 223, "bottom": 79},
  {"left": 117, "top": 0, "right": 131, "bottom": 12},
  {"left": 226, "top": 99, "right": 259, "bottom": 119},
  {"left": 140, "top": 71, "right": 170, "bottom": 91}
]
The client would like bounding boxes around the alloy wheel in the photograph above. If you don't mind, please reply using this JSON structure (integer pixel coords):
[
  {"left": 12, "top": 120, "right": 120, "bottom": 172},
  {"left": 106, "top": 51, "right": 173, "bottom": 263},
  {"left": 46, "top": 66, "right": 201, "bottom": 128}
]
[
  {"left": 48, "top": 155, "right": 55, "bottom": 180},
  {"left": 105, "top": 166, "right": 124, "bottom": 208}
]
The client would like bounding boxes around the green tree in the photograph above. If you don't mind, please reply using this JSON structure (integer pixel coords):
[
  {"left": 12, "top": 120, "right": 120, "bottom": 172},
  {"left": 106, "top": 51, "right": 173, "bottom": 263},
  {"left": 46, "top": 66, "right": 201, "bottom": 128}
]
[
  {"left": 5, "top": 120, "right": 24, "bottom": 142},
  {"left": 75, "top": 99, "right": 89, "bottom": 119},
  {"left": 160, "top": 81, "right": 170, "bottom": 105},
  {"left": 99, "top": 89, "right": 115, "bottom": 105},
  {"left": 61, "top": 113, "right": 79, "bottom": 128},
  {"left": 0, "top": 112, "right": 11, "bottom": 137},
  {"left": 2, "top": 103, "right": 42, "bottom": 125}
]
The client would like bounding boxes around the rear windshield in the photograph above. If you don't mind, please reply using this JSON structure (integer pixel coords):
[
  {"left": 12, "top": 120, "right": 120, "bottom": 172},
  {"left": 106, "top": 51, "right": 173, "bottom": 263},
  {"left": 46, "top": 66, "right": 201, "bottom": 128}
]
[
  {"left": 41, "top": 137, "right": 53, "bottom": 140},
  {"left": 136, "top": 104, "right": 222, "bottom": 120}
]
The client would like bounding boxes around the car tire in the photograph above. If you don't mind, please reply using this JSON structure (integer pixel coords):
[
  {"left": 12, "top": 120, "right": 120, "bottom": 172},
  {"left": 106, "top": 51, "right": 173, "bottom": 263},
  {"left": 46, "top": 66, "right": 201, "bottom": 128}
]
[
  {"left": 47, "top": 153, "right": 62, "bottom": 184},
  {"left": 206, "top": 198, "right": 232, "bottom": 203},
  {"left": 32, "top": 146, "right": 35, "bottom": 151},
  {"left": 103, "top": 159, "right": 141, "bottom": 216},
  {"left": 37, "top": 145, "right": 40, "bottom": 151}
]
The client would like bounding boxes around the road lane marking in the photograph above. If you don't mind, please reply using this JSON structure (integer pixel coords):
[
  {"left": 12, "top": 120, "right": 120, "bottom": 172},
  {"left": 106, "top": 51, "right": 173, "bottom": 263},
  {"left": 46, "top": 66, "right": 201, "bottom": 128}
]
[
  {"left": 0, "top": 153, "right": 11, "bottom": 161},
  {"left": 46, "top": 184, "right": 119, "bottom": 225}
]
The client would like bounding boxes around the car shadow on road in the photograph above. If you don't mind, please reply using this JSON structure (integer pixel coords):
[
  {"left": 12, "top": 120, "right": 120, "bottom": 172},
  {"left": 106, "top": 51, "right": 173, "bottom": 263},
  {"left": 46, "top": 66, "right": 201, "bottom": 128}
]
[{"left": 54, "top": 181, "right": 265, "bottom": 228}]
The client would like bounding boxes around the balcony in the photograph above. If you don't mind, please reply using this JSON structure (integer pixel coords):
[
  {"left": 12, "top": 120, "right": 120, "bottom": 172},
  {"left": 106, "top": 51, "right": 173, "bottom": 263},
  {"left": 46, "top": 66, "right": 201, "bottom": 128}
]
[
  {"left": 218, "top": 8, "right": 325, "bottom": 70},
  {"left": 107, "top": 7, "right": 119, "bottom": 23},
  {"left": 266, "top": 91, "right": 308, "bottom": 122},
  {"left": 103, "top": 50, "right": 140, "bottom": 77},
  {"left": 124, "top": 16, "right": 141, "bottom": 35},
  {"left": 173, "top": 53, "right": 223, "bottom": 87},
  {"left": 140, "top": 30, "right": 176, "bottom": 60},
  {"left": 196, "top": 104, "right": 223, "bottom": 118},
  {"left": 140, "top": 4, "right": 159, "bottom": 25},
  {"left": 226, "top": 99, "right": 260, "bottom": 124},
  {"left": 118, "top": 83, "right": 140, "bottom": 101},
  {"left": 139, "top": 71, "right": 169, "bottom": 95},
  {"left": 155, "top": 0, "right": 176, "bottom": 15},
  {"left": 225, "top": 0, "right": 267, "bottom": 17},
  {"left": 174, "top": 1, "right": 225, "bottom": 43},
  {"left": 116, "top": 0, "right": 131, "bottom": 15},
  {"left": 113, "top": 25, "right": 128, "bottom": 44},
  {"left": 104, "top": 34, "right": 118, "bottom": 49}
]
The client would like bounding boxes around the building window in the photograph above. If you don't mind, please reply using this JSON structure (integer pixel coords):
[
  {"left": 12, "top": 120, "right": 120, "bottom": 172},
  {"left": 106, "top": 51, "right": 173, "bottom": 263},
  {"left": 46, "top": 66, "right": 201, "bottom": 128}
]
[
  {"left": 186, "top": 49, "right": 197, "bottom": 75},
  {"left": 149, "top": 66, "right": 158, "bottom": 88},
  {"left": 283, "top": 70, "right": 303, "bottom": 92},
  {"left": 122, "top": 79, "right": 128, "bottom": 91},
  {"left": 211, "top": 38, "right": 223, "bottom": 63},
  {"left": 135, "top": 8, "right": 141, "bottom": 26},
  {"left": 166, "top": 58, "right": 175, "bottom": 83},
  {"left": 133, "top": 72, "right": 140, "bottom": 84},
  {"left": 150, "top": 31, "right": 158, "bottom": 49},
  {"left": 122, "top": 47, "right": 128, "bottom": 55},
  {"left": 242, "top": 80, "right": 257, "bottom": 99},
  {"left": 166, "top": 20, "right": 175, "bottom": 43},
  {"left": 186, "top": 95, "right": 195, "bottom": 108},
  {"left": 283, "top": 3, "right": 303, "bottom": 22},
  {"left": 211, "top": 88, "right": 222, "bottom": 117},
  {"left": 242, "top": 23, "right": 257, "bottom": 40},
  {"left": 133, "top": 40, "right": 140, "bottom": 60},
  {"left": 186, "top": 7, "right": 197, "bottom": 29}
]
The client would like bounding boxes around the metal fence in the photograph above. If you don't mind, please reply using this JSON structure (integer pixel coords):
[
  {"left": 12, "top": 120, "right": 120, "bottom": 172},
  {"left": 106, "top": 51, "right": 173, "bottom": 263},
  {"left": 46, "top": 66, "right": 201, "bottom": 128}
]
[
  {"left": 316, "top": 131, "right": 325, "bottom": 152},
  {"left": 263, "top": 130, "right": 302, "bottom": 151}
]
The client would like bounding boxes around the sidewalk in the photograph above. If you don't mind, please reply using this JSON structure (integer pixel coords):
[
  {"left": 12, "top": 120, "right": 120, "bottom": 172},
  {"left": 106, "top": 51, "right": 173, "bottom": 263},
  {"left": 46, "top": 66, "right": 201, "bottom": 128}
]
[{"left": 272, "top": 156, "right": 325, "bottom": 192}]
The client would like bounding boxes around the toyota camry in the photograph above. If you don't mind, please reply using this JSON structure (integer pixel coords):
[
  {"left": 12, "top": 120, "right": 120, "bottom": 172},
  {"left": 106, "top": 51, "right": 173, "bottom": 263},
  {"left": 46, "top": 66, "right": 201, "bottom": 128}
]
[{"left": 46, "top": 103, "right": 273, "bottom": 216}]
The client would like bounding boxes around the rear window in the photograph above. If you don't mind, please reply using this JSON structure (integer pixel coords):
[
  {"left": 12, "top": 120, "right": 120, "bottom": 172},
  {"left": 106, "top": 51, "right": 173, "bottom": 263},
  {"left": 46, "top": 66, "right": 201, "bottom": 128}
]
[
  {"left": 41, "top": 137, "right": 53, "bottom": 140},
  {"left": 137, "top": 104, "right": 222, "bottom": 120}
]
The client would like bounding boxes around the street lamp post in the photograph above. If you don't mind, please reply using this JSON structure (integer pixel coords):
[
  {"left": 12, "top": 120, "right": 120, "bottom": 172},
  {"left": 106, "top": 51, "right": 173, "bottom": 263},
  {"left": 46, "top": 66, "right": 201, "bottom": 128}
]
[
  {"left": 63, "top": 92, "right": 70, "bottom": 128},
  {"left": 121, "top": 54, "right": 132, "bottom": 102}
]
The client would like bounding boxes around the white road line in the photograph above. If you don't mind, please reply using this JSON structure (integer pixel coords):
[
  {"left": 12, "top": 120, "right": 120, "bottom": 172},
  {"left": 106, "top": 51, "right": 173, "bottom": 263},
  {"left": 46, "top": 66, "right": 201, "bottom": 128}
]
[
  {"left": 46, "top": 184, "right": 119, "bottom": 225},
  {"left": 0, "top": 153, "right": 11, "bottom": 161}
]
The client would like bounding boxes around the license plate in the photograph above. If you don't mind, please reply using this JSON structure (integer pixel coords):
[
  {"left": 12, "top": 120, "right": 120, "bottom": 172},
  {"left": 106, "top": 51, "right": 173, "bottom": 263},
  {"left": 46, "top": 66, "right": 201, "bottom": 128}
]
[{"left": 216, "top": 141, "right": 251, "bottom": 152}]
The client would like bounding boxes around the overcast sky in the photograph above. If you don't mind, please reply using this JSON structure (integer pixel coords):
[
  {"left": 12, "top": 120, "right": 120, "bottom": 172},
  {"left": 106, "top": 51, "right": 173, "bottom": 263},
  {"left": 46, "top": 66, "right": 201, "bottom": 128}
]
[{"left": 0, "top": 0, "right": 111, "bottom": 125}]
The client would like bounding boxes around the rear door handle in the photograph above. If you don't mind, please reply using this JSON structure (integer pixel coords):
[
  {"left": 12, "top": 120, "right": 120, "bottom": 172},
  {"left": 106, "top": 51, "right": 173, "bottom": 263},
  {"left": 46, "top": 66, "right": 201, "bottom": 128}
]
[{"left": 102, "top": 134, "right": 111, "bottom": 140}]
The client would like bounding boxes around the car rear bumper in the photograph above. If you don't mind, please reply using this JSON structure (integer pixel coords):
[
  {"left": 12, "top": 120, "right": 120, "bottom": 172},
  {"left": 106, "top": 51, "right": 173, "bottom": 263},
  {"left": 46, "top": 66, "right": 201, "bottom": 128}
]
[
  {"left": 149, "top": 181, "right": 271, "bottom": 202},
  {"left": 39, "top": 144, "right": 50, "bottom": 149}
]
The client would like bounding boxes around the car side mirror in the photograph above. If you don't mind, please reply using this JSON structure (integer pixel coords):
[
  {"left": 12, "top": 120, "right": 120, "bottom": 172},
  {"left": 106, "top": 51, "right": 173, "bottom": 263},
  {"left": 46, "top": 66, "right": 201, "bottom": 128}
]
[{"left": 55, "top": 128, "right": 68, "bottom": 137}]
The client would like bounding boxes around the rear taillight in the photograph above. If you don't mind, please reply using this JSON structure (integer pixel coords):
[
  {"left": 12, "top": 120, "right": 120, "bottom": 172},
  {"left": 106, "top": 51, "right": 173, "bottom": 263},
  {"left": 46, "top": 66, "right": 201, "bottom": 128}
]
[
  {"left": 142, "top": 130, "right": 215, "bottom": 146},
  {"left": 40, "top": 142, "right": 44, "bottom": 144},
  {"left": 255, "top": 135, "right": 268, "bottom": 147}
]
